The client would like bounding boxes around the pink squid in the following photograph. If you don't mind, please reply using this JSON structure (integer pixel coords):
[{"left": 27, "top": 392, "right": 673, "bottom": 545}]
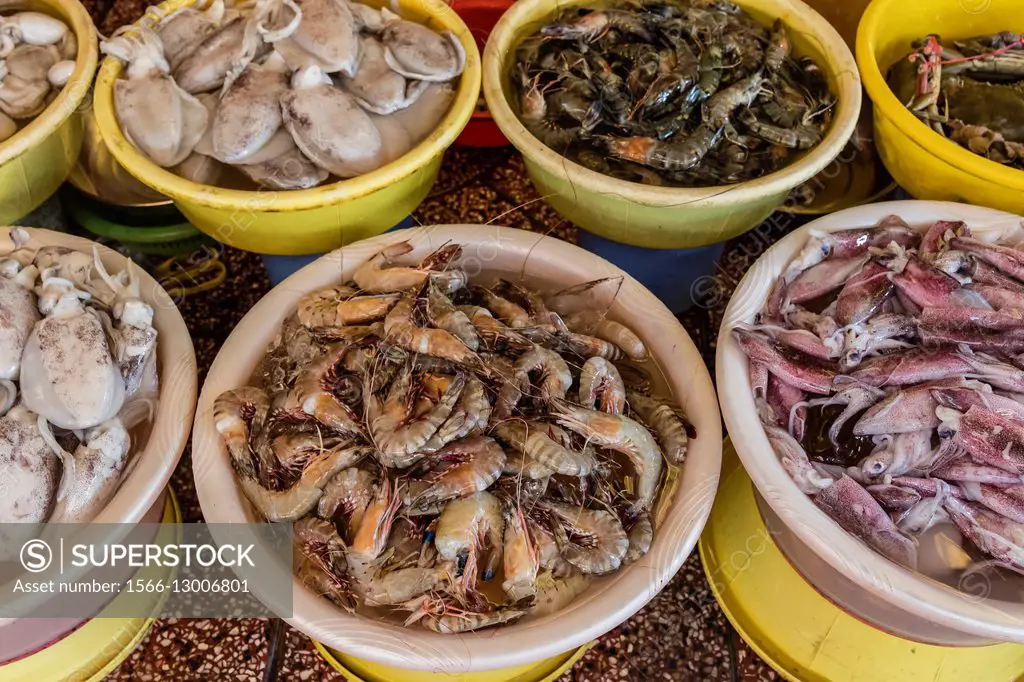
[
  {"left": 786, "top": 306, "right": 840, "bottom": 339},
  {"left": 920, "top": 326, "right": 1024, "bottom": 352},
  {"left": 835, "top": 261, "right": 895, "bottom": 326},
  {"left": 967, "top": 283, "right": 1024, "bottom": 310},
  {"left": 814, "top": 475, "right": 918, "bottom": 569},
  {"left": 785, "top": 255, "right": 870, "bottom": 305},
  {"left": 932, "top": 459, "right": 1024, "bottom": 485},
  {"left": 892, "top": 476, "right": 965, "bottom": 500},
  {"left": 920, "top": 219, "right": 969, "bottom": 258},
  {"left": 846, "top": 348, "right": 977, "bottom": 387},
  {"left": 847, "top": 350, "right": 1024, "bottom": 392},
  {"left": 867, "top": 483, "right": 921, "bottom": 512},
  {"left": 944, "top": 497, "right": 1024, "bottom": 572},
  {"left": 969, "top": 259, "right": 1024, "bottom": 293},
  {"left": 749, "top": 360, "right": 769, "bottom": 400},
  {"left": 754, "top": 324, "right": 837, "bottom": 361},
  {"left": 956, "top": 482, "right": 1024, "bottom": 523},
  {"left": 766, "top": 374, "right": 806, "bottom": 440},
  {"left": 762, "top": 421, "right": 833, "bottom": 495},
  {"left": 890, "top": 256, "right": 991, "bottom": 310},
  {"left": 859, "top": 429, "right": 935, "bottom": 479},
  {"left": 949, "top": 405, "right": 1024, "bottom": 475},
  {"left": 920, "top": 306, "right": 1024, "bottom": 332},
  {"left": 951, "top": 236, "right": 1024, "bottom": 284},
  {"left": 840, "top": 313, "right": 917, "bottom": 369},
  {"left": 852, "top": 379, "right": 968, "bottom": 436},
  {"left": 896, "top": 479, "right": 952, "bottom": 534},
  {"left": 931, "top": 383, "right": 1024, "bottom": 424},
  {"left": 894, "top": 288, "right": 922, "bottom": 316},
  {"left": 962, "top": 354, "right": 1024, "bottom": 393},
  {"left": 733, "top": 328, "right": 836, "bottom": 395},
  {"left": 821, "top": 217, "right": 918, "bottom": 259}
]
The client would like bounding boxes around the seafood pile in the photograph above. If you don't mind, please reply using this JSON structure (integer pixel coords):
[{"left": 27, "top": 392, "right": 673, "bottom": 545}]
[
  {"left": 0, "top": 11, "right": 78, "bottom": 144},
  {"left": 511, "top": 0, "right": 834, "bottom": 187},
  {"left": 734, "top": 215, "right": 1024, "bottom": 578},
  {"left": 0, "top": 229, "right": 158, "bottom": 535},
  {"left": 213, "top": 241, "right": 694, "bottom": 633},
  {"left": 889, "top": 32, "right": 1024, "bottom": 168},
  {"left": 100, "top": 0, "right": 465, "bottom": 190}
]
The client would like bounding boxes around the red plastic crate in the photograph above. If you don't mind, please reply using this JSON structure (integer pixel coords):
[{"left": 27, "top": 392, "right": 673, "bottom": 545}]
[{"left": 452, "top": 0, "right": 514, "bottom": 147}]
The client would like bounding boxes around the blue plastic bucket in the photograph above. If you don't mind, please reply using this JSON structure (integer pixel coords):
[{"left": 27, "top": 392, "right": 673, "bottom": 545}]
[{"left": 574, "top": 230, "right": 726, "bottom": 314}]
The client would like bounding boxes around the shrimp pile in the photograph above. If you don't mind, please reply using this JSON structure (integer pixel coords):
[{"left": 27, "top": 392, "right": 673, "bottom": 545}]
[
  {"left": 0, "top": 10, "right": 77, "bottom": 143},
  {"left": 100, "top": 0, "right": 464, "bottom": 190},
  {"left": 214, "top": 240, "right": 695, "bottom": 633},
  {"left": 0, "top": 228, "right": 159, "bottom": 540},
  {"left": 735, "top": 215, "right": 1024, "bottom": 583},
  {"left": 511, "top": 0, "right": 834, "bottom": 187}
]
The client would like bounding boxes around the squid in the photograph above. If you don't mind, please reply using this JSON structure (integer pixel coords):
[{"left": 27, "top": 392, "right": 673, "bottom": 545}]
[
  {"left": 281, "top": 65, "right": 383, "bottom": 178},
  {"left": 101, "top": 26, "right": 209, "bottom": 168}
]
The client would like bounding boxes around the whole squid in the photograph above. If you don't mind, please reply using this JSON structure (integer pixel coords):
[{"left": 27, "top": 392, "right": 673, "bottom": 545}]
[
  {"left": 281, "top": 65, "right": 383, "bottom": 177},
  {"left": 0, "top": 405, "right": 59, "bottom": 556},
  {"left": 20, "top": 275, "right": 125, "bottom": 430},
  {"left": 101, "top": 26, "right": 209, "bottom": 168},
  {"left": 271, "top": 0, "right": 359, "bottom": 75},
  {"left": 211, "top": 51, "right": 289, "bottom": 164},
  {"left": 379, "top": 8, "right": 465, "bottom": 82},
  {"left": 0, "top": 230, "right": 40, "bottom": 380}
]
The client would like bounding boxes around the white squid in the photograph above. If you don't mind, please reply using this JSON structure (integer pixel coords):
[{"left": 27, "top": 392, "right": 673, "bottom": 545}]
[
  {"left": 0, "top": 228, "right": 41, "bottom": 381},
  {"left": 20, "top": 274, "right": 125, "bottom": 430},
  {"left": 101, "top": 25, "right": 210, "bottom": 168}
]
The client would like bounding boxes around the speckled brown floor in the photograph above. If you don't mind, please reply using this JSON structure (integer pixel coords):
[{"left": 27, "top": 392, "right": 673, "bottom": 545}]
[{"left": 79, "top": 2, "right": 794, "bottom": 678}]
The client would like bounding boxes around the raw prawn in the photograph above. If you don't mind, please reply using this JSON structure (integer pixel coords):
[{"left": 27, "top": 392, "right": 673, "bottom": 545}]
[
  {"left": 624, "top": 513, "right": 653, "bottom": 564},
  {"left": 384, "top": 296, "right": 485, "bottom": 372},
  {"left": 492, "top": 420, "right": 596, "bottom": 477},
  {"left": 234, "top": 443, "right": 371, "bottom": 522},
  {"left": 542, "top": 500, "right": 629, "bottom": 575},
  {"left": 501, "top": 505, "right": 539, "bottom": 600},
  {"left": 530, "top": 571, "right": 591, "bottom": 617},
  {"left": 296, "top": 284, "right": 399, "bottom": 327},
  {"left": 551, "top": 401, "right": 663, "bottom": 514},
  {"left": 366, "top": 364, "right": 466, "bottom": 466},
  {"left": 354, "top": 241, "right": 464, "bottom": 294},
  {"left": 403, "top": 593, "right": 523, "bottom": 633},
  {"left": 435, "top": 490, "right": 503, "bottom": 587},
  {"left": 627, "top": 390, "right": 694, "bottom": 465},
  {"left": 408, "top": 435, "right": 506, "bottom": 507},
  {"left": 578, "top": 357, "right": 626, "bottom": 414},
  {"left": 286, "top": 348, "right": 364, "bottom": 436},
  {"left": 563, "top": 311, "right": 647, "bottom": 361},
  {"left": 318, "top": 466, "right": 376, "bottom": 540}
]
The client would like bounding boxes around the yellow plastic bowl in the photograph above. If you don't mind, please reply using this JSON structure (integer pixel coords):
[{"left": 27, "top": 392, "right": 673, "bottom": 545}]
[
  {"left": 857, "top": 0, "right": 1024, "bottom": 213},
  {"left": 0, "top": 0, "right": 98, "bottom": 224},
  {"left": 93, "top": 0, "right": 481, "bottom": 255},
  {"left": 483, "top": 0, "right": 861, "bottom": 250}
]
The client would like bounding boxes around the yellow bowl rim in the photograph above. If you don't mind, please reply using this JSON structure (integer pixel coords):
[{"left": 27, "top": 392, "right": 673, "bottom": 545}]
[
  {"left": 482, "top": 0, "right": 862, "bottom": 208},
  {"left": 855, "top": 0, "right": 1024, "bottom": 191},
  {"left": 92, "top": 0, "right": 481, "bottom": 211},
  {"left": 0, "top": 0, "right": 99, "bottom": 165}
]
